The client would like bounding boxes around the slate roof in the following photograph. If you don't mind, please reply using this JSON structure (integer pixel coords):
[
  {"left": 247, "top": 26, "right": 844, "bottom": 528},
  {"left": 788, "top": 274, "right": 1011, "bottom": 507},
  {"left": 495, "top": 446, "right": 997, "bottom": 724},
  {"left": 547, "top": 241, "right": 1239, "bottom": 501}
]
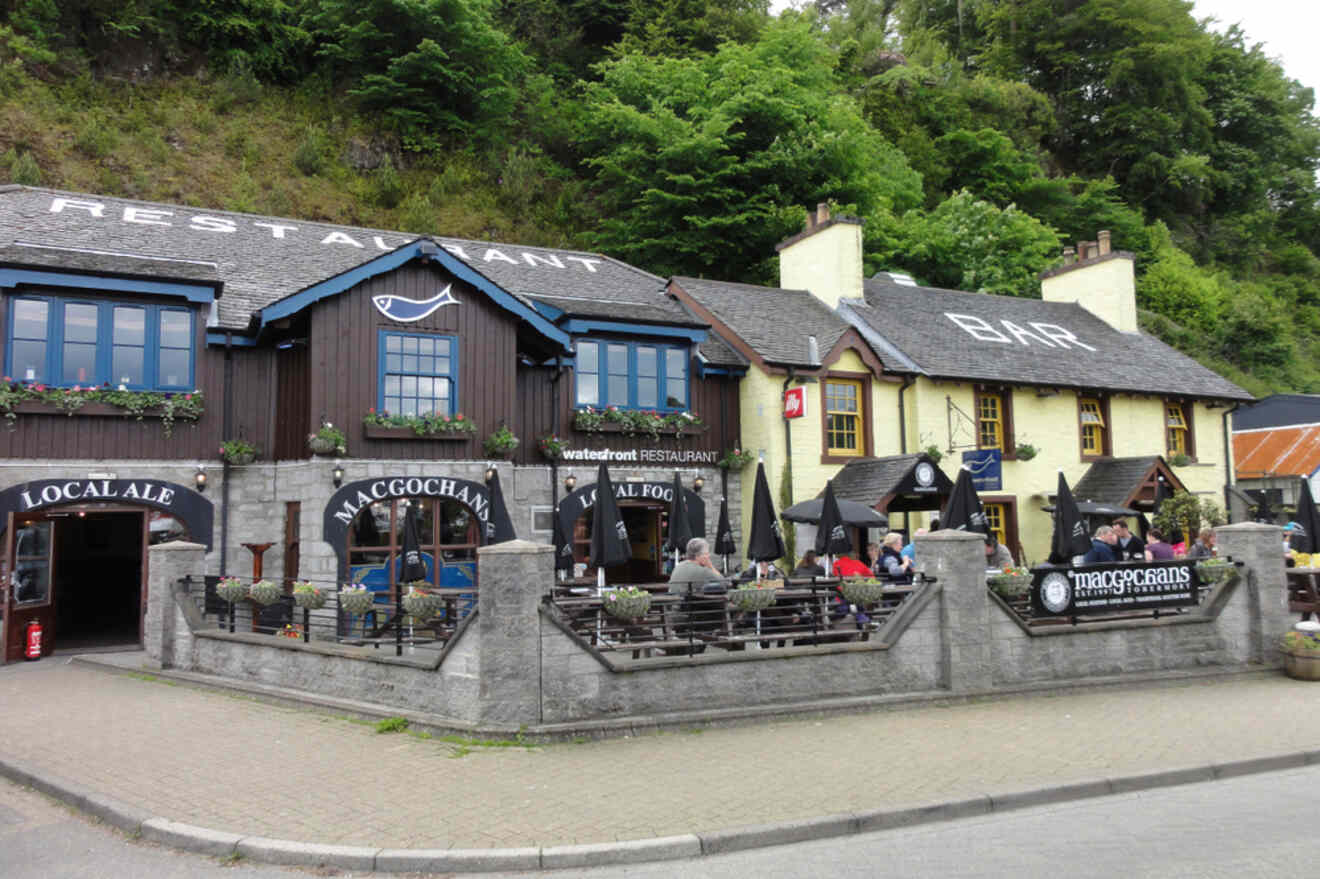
[
  {"left": 1070, "top": 456, "right": 1164, "bottom": 506},
  {"left": 532, "top": 295, "right": 702, "bottom": 327},
  {"left": 1234, "top": 425, "right": 1320, "bottom": 479},
  {"left": 853, "top": 275, "right": 1253, "bottom": 401},
  {"left": 828, "top": 454, "right": 952, "bottom": 511},
  {"left": 0, "top": 242, "right": 221, "bottom": 286},
  {"left": 1233, "top": 394, "right": 1320, "bottom": 430},
  {"left": 0, "top": 186, "right": 680, "bottom": 332},
  {"left": 670, "top": 276, "right": 873, "bottom": 368}
]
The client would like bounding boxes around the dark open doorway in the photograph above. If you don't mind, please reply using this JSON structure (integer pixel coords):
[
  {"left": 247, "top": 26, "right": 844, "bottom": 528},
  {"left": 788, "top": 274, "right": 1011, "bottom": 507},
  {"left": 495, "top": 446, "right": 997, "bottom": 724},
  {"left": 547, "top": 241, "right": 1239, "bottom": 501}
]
[{"left": 53, "top": 512, "right": 143, "bottom": 651}]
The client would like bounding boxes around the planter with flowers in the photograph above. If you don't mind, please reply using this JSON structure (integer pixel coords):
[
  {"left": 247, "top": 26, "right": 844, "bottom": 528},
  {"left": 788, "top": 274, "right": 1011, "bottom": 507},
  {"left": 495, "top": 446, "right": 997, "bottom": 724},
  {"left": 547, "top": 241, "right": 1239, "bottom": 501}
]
[
  {"left": 308, "top": 422, "right": 347, "bottom": 456},
  {"left": 338, "top": 585, "right": 374, "bottom": 616},
  {"left": 602, "top": 586, "right": 653, "bottom": 620},
  {"left": 1195, "top": 557, "right": 1233, "bottom": 586},
  {"left": 483, "top": 424, "right": 520, "bottom": 459},
  {"left": 574, "top": 406, "right": 706, "bottom": 439},
  {"left": 717, "top": 447, "right": 755, "bottom": 470},
  {"left": 247, "top": 579, "right": 283, "bottom": 606},
  {"left": 1, "top": 380, "right": 205, "bottom": 437},
  {"left": 1013, "top": 442, "right": 1039, "bottom": 462},
  {"left": 219, "top": 438, "right": 258, "bottom": 466},
  {"left": 987, "top": 566, "right": 1034, "bottom": 599},
  {"left": 401, "top": 586, "right": 443, "bottom": 620},
  {"left": 840, "top": 577, "right": 888, "bottom": 607},
  {"left": 538, "top": 433, "right": 569, "bottom": 461},
  {"left": 729, "top": 579, "right": 781, "bottom": 612},
  {"left": 1280, "top": 623, "right": 1320, "bottom": 680},
  {"left": 362, "top": 409, "right": 479, "bottom": 440},
  {"left": 291, "top": 581, "right": 327, "bottom": 610},
  {"left": 215, "top": 576, "right": 249, "bottom": 605}
]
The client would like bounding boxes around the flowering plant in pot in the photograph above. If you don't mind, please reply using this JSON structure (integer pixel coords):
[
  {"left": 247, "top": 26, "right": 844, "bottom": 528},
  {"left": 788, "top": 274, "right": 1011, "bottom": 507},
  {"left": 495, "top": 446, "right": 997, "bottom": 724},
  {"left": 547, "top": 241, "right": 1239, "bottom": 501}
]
[
  {"left": 1279, "top": 623, "right": 1320, "bottom": 681},
  {"left": 987, "top": 565, "right": 1033, "bottom": 598},
  {"left": 308, "top": 422, "right": 347, "bottom": 455},
  {"left": 215, "top": 576, "right": 248, "bottom": 604},
  {"left": 338, "top": 585, "right": 374, "bottom": 615},
  {"left": 483, "top": 424, "right": 520, "bottom": 458},
  {"left": 291, "top": 581, "right": 327, "bottom": 610},
  {"left": 840, "top": 577, "right": 888, "bottom": 606},
  {"left": 729, "top": 578, "right": 781, "bottom": 612},
  {"left": 717, "top": 447, "right": 755, "bottom": 470},
  {"left": 401, "top": 586, "right": 442, "bottom": 620},
  {"left": 538, "top": 433, "right": 568, "bottom": 461},
  {"left": 602, "top": 586, "right": 652, "bottom": 620},
  {"left": 219, "top": 438, "right": 258, "bottom": 465},
  {"left": 248, "top": 579, "right": 283, "bottom": 606},
  {"left": 1195, "top": 557, "right": 1232, "bottom": 585}
]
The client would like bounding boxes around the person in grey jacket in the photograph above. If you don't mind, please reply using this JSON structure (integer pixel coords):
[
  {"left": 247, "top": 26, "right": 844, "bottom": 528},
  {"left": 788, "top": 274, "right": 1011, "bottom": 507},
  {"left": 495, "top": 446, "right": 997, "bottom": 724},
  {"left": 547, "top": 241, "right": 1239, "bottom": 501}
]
[{"left": 668, "top": 537, "right": 724, "bottom": 594}]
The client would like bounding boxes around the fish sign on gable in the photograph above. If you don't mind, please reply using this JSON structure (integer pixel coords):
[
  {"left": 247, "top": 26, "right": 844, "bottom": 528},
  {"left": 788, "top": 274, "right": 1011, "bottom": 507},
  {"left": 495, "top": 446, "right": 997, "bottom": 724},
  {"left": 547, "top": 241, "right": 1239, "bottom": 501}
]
[
  {"left": 372, "top": 284, "right": 460, "bottom": 322},
  {"left": 944, "top": 313, "right": 1097, "bottom": 351}
]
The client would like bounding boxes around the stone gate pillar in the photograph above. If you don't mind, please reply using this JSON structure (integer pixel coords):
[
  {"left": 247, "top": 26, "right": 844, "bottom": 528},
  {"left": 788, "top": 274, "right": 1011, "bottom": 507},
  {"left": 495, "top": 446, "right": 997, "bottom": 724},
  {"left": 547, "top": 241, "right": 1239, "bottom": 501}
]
[
  {"left": 144, "top": 540, "right": 206, "bottom": 669},
  {"left": 475, "top": 539, "right": 553, "bottom": 725},
  {"left": 918, "top": 530, "right": 992, "bottom": 693},
  {"left": 1216, "top": 522, "right": 1291, "bottom": 663}
]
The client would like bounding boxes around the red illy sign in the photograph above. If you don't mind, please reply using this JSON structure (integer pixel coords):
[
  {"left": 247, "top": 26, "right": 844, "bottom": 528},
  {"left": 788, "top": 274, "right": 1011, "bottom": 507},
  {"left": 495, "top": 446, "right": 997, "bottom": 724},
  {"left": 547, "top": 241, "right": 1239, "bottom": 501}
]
[{"left": 784, "top": 386, "right": 806, "bottom": 419}]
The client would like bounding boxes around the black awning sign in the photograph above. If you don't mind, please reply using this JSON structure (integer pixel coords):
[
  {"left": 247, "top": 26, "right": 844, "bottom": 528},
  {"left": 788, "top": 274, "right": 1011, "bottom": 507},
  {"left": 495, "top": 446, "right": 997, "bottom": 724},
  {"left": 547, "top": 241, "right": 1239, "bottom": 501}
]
[{"left": 1032, "top": 561, "right": 1201, "bottom": 616}]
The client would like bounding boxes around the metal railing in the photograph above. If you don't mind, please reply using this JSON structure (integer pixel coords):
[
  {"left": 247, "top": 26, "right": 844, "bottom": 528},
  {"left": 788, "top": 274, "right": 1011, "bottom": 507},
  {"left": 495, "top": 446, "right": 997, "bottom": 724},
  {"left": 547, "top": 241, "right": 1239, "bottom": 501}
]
[
  {"left": 544, "top": 575, "right": 926, "bottom": 660},
  {"left": 188, "top": 575, "right": 475, "bottom": 658}
]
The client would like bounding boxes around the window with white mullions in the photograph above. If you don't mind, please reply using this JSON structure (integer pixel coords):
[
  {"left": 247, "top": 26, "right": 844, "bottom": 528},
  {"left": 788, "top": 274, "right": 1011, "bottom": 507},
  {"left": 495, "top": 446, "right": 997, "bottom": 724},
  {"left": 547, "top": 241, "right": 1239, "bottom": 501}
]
[
  {"left": 573, "top": 339, "right": 689, "bottom": 411},
  {"left": 379, "top": 331, "right": 456, "bottom": 417}
]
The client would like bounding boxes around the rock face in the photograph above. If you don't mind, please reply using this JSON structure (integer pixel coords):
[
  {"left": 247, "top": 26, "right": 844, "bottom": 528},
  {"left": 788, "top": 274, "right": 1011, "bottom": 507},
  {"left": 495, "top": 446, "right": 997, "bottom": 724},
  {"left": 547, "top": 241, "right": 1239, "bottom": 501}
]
[{"left": 342, "top": 136, "right": 399, "bottom": 171}]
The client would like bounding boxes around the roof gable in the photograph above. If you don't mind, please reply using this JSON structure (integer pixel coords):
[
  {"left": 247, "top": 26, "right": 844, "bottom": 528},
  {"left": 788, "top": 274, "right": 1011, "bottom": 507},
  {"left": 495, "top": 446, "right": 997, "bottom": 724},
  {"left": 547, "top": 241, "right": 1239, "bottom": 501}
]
[{"left": 1234, "top": 424, "right": 1320, "bottom": 480}]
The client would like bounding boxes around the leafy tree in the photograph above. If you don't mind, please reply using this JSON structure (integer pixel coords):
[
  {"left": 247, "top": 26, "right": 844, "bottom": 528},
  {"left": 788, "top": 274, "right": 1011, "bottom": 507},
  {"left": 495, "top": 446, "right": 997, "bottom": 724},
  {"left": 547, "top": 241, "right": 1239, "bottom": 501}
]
[
  {"left": 928, "top": 127, "right": 1037, "bottom": 205},
  {"left": 577, "top": 18, "right": 922, "bottom": 281},
  {"left": 1136, "top": 222, "right": 1228, "bottom": 326},
  {"left": 1152, "top": 490, "right": 1223, "bottom": 544},
  {"left": 614, "top": 0, "right": 770, "bottom": 58}
]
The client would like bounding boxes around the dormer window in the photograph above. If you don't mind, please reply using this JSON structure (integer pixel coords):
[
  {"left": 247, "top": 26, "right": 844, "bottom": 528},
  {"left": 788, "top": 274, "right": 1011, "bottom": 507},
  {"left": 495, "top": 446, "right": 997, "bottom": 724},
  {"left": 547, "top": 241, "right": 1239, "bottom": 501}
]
[{"left": 574, "top": 339, "right": 688, "bottom": 410}]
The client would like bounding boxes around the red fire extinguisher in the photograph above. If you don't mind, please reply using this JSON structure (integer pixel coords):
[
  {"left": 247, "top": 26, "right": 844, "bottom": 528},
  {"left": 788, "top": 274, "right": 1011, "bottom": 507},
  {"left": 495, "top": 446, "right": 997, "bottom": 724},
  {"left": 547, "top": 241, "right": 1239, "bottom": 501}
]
[{"left": 24, "top": 619, "right": 43, "bottom": 660}]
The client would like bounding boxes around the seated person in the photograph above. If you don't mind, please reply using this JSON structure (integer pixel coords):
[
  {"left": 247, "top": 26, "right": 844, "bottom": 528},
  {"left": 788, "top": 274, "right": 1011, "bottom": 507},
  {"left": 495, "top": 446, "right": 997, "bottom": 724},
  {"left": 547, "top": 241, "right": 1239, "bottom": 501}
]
[
  {"left": 984, "top": 536, "right": 1015, "bottom": 570},
  {"left": 1186, "top": 527, "right": 1217, "bottom": 559},
  {"left": 1144, "top": 527, "right": 1175, "bottom": 561},
  {"left": 793, "top": 550, "right": 826, "bottom": 578},
  {"left": 1112, "top": 518, "right": 1146, "bottom": 561},
  {"left": 1082, "top": 525, "right": 1118, "bottom": 564},
  {"left": 880, "top": 532, "right": 915, "bottom": 583},
  {"left": 901, "top": 528, "right": 927, "bottom": 561},
  {"left": 832, "top": 552, "right": 872, "bottom": 578},
  {"left": 668, "top": 537, "right": 724, "bottom": 594},
  {"left": 737, "top": 559, "right": 781, "bottom": 582}
]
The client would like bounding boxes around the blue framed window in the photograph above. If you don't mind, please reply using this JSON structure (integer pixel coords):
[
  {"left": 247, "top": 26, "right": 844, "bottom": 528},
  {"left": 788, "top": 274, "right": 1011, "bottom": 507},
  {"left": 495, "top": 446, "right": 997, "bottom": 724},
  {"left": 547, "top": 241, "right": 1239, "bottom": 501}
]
[
  {"left": 573, "top": 339, "right": 689, "bottom": 410},
  {"left": 378, "top": 330, "right": 457, "bottom": 416},
  {"left": 6, "top": 295, "right": 194, "bottom": 389}
]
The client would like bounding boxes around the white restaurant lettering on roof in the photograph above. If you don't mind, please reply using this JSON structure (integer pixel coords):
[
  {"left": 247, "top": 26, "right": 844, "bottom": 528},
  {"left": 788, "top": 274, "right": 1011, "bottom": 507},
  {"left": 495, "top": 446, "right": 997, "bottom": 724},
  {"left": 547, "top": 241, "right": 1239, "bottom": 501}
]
[{"left": 46, "top": 198, "right": 605, "bottom": 271}]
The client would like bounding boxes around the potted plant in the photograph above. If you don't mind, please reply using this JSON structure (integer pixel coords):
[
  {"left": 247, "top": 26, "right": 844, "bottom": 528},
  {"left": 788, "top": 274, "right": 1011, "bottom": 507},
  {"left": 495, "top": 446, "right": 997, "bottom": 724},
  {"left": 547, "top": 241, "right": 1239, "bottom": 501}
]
[
  {"left": 717, "top": 447, "right": 755, "bottom": 470},
  {"left": 308, "top": 422, "right": 347, "bottom": 455},
  {"left": 840, "top": 577, "right": 888, "bottom": 607},
  {"left": 601, "top": 586, "right": 652, "bottom": 620},
  {"left": 922, "top": 444, "right": 943, "bottom": 464},
  {"left": 291, "top": 581, "right": 327, "bottom": 610},
  {"left": 1014, "top": 442, "right": 1038, "bottom": 462},
  {"left": 483, "top": 424, "right": 520, "bottom": 458},
  {"left": 248, "top": 579, "right": 282, "bottom": 606},
  {"left": 219, "top": 438, "right": 258, "bottom": 465},
  {"left": 729, "top": 579, "right": 781, "bottom": 612},
  {"left": 401, "top": 586, "right": 442, "bottom": 620},
  {"left": 215, "top": 576, "right": 248, "bottom": 604},
  {"left": 538, "top": 433, "right": 568, "bottom": 461},
  {"left": 338, "top": 585, "right": 374, "bottom": 615},
  {"left": 987, "top": 565, "right": 1034, "bottom": 599},
  {"left": 1169, "top": 452, "right": 1193, "bottom": 467},
  {"left": 363, "top": 409, "right": 479, "bottom": 437},
  {"left": 1195, "top": 557, "right": 1232, "bottom": 586},
  {"left": 1279, "top": 624, "right": 1320, "bottom": 680}
]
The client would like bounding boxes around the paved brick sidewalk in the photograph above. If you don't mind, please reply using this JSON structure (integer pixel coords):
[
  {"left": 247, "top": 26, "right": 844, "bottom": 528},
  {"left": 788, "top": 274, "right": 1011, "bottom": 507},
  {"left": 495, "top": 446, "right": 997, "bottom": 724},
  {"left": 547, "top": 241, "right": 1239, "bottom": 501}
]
[{"left": 1, "top": 658, "right": 1317, "bottom": 850}]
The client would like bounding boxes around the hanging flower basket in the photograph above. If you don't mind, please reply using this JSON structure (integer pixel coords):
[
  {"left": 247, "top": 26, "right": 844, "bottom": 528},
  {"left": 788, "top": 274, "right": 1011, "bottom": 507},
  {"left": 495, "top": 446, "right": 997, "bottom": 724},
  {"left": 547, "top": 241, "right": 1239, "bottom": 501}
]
[
  {"left": 308, "top": 436, "right": 337, "bottom": 455},
  {"left": 729, "top": 583, "right": 780, "bottom": 612},
  {"left": 841, "top": 578, "right": 888, "bottom": 606},
  {"left": 602, "top": 588, "right": 652, "bottom": 620},
  {"left": 215, "top": 577, "right": 248, "bottom": 604},
  {"left": 339, "top": 587, "right": 374, "bottom": 615},
  {"left": 402, "top": 588, "right": 443, "bottom": 620},
  {"left": 291, "top": 582, "right": 327, "bottom": 610},
  {"left": 1196, "top": 559, "right": 1232, "bottom": 585},
  {"left": 248, "top": 579, "right": 283, "bottom": 606},
  {"left": 987, "top": 574, "right": 1034, "bottom": 599}
]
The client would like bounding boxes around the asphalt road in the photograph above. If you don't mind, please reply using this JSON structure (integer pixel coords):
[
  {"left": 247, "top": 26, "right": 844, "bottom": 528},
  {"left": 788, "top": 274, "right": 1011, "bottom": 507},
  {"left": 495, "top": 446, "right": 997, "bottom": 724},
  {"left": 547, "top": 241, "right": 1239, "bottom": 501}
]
[{"left": 4, "top": 766, "right": 1319, "bottom": 878}]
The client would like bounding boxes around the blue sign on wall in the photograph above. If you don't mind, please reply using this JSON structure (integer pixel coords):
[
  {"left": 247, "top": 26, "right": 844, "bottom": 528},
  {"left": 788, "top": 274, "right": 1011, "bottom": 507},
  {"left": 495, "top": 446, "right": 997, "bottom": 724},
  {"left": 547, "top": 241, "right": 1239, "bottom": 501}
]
[{"left": 962, "top": 449, "right": 1002, "bottom": 491}]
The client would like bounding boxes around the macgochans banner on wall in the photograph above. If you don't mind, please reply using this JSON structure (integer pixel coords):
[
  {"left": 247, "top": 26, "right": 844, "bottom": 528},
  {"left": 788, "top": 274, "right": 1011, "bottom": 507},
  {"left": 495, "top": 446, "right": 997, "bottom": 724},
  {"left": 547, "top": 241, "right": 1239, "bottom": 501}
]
[{"left": 1030, "top": 560, "right": 1207, "bottom": 617}]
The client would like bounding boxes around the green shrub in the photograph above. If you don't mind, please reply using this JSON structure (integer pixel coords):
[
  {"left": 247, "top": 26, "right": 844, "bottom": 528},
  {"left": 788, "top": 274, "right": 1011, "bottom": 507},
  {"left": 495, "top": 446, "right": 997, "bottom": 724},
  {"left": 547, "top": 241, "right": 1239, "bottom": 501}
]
[
  {"left": 372, "top": 155, "right": 404, "bottom": 209},
  {"left": 7, "top": 150, "right": 41, "bottom": 185},
  {"left": 292, "top": 126, "right": 329, "bottom": 176},
  {"left": 73, "top": 114, "right": 117, "bottom": 158}
]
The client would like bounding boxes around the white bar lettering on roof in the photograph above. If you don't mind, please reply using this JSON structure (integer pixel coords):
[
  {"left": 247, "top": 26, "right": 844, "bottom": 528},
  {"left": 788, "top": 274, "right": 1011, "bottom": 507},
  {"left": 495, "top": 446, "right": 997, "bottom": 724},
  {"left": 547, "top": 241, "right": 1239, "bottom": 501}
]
[
  {"left": 483, "top": 248, "right": 518, "bottom": 265},
  {"left": 124, "top": 207, "right": 173, "bottom": 226},
  {"left": 441, "top": 243, "right": 469, "bottom": 260},
  {"left": 523, "top": 252, "right": 564, "bottom": 269},
  {"left": 373, "top": 236, "right": 393, "bottom": 251},
  {"left": 945, "top": 313, "right": 1010, "bottom": 343},
  {"left": 190, "top": 216, "right": 236, "bottom": 233},
  {"left": 321, "top": 231, "right": 363, "bottom": 247},
  {"left": 1030, "top": 322, "right": 1096, "bottom": 351},
  {"left": 50, "top": 198, "right": 105, "bottom": 218},
  {"left": 1000, "top": 319, "right": 1056, "bottom": 347},
  {"left": 254, "top": 222, "right": 297, "bottom": 239},
  {"left": 564, "top": 256, "right": 601, "bottom": 273}
]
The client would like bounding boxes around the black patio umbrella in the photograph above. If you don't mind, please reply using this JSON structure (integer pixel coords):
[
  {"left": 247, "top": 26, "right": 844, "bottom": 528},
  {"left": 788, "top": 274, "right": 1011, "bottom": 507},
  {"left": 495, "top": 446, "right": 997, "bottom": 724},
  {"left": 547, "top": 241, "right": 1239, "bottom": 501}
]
[
  {"left": 1154, "top": 478, "right": 1183, "bottom": 545},
  {"left": 782, "top": 496, "right": 888, "bottom": 530},
  {"left": 1049, "top": 471, "right": 1092, "bottom": 564},
  {"left": 746, "top": 461, "right": 786, "bottom": 567},
  {"left": 588, "top": 462, "right": 631, "bottom": 588},
  {"left": 662, "top": 472, "right": 692, "bottom": 563},
  {"left": 550, "top": 506, "right": 575, "bottom": 574},
  {"left": 398, "top": 504, "right": 428, "bottom": 585},
  {"left": 942, "top": 466, "right": 989, "bottom": 537},
  {"left": 714, "top": 497, "right": 737, "bottom": 573},
  {"left": 483, "top": 468, "right": 517, "bottom": 544},
  {"left": 1291, "top": 479, "right": 1320, "bottom": 555},
  {"left": 814, "top": 479, "right": 854, "bottom": 559}
]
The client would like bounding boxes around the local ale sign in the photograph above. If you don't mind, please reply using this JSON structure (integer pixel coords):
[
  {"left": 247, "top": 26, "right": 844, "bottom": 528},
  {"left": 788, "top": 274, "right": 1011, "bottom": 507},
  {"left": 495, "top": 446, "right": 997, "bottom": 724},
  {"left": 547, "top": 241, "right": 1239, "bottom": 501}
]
[
  {"left": 0, "top": 478, "right": 214, "bottom": 549},
  {"left": 1031, "top": 560, "right": 1204, "bottom": 616}
]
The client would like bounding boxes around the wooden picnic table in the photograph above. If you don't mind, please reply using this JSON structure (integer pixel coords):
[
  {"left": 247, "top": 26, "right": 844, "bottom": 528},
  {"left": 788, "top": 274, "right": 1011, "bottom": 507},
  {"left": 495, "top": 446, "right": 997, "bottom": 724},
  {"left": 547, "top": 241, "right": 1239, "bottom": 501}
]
[{"left": 1287, "top": 567, "right": 1320, "bottom": 620}]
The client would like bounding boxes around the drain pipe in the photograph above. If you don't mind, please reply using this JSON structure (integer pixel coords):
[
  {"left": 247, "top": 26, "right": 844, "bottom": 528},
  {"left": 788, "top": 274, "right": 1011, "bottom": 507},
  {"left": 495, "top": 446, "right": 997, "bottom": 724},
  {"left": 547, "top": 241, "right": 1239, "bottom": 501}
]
[
  {"left": 897, "top": 375, "right": 915, "bottom": 454},
  {"left": 782, "top": 369, "right": 795, "bottom": 509},
  {"left": 220, "top": 332, "right": 234, "bottom": 577},
  {"left": 550, "top": 355, "right": 563, "bottom": 512},
  {"left": 1222, "top": 402, "right": 1240, "bottom": 518}
]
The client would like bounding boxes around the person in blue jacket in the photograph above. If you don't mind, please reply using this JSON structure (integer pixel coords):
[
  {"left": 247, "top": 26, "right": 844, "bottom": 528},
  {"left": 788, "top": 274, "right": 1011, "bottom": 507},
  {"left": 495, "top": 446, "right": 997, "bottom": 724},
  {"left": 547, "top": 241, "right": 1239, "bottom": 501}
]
[{"left": 1082, "top": 525, "right": 1118, "bottom": 564}]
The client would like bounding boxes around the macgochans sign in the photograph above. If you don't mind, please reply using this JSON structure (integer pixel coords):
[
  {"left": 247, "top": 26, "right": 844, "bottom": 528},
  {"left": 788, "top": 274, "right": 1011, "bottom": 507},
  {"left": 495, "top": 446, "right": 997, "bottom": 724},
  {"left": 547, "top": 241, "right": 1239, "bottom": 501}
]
[{"left": 1030, "top": 560, "right": 1206, "bottom": 616}]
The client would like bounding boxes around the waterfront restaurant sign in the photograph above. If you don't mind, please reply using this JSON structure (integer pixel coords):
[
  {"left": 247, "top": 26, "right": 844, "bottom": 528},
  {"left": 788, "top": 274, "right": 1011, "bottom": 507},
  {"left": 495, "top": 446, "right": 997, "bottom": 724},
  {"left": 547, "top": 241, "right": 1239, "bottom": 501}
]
[
  {"left": 559, "top": 446, "right": 718, "bottom": 465},
  {"left": 0, "top": 479, "right": 214, "bottom": 549},
  {"left": 1030, "top": 560, "right": 1202, "bottom": 617}
]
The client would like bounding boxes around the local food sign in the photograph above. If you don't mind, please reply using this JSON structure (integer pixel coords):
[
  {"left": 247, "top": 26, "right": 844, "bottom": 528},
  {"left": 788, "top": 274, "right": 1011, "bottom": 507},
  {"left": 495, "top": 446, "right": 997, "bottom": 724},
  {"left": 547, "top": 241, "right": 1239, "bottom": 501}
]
[{"left": 1031, "top": 560, "right": 1203, "bottom": 616}]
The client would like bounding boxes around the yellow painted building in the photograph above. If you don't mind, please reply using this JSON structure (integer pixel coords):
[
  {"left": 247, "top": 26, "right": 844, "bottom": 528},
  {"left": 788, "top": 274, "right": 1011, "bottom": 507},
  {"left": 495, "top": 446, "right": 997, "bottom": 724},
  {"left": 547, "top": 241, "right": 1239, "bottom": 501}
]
[{"left": 672, "top": 207, "right": 1252, "bottom": 565}]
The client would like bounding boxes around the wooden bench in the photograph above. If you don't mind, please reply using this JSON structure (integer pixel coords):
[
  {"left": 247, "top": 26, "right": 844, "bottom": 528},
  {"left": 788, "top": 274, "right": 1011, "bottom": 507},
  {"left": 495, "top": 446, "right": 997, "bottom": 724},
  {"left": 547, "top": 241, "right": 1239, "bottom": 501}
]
[{"left": 1287, "top": 568, "right": 1320, "bottom": 620}]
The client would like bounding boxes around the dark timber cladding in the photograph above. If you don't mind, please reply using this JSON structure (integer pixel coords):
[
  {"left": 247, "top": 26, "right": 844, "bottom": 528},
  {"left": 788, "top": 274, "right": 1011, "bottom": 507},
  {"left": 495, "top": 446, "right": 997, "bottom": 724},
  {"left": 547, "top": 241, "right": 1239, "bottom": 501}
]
[{"left": 307, "top": 261, "right": 515, "bottom": 460}]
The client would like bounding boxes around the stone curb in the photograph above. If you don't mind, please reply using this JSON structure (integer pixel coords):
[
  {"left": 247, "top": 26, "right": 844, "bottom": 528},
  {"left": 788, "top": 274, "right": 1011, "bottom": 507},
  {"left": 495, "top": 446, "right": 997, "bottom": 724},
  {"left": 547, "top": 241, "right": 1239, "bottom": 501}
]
[{"left": 2, "top": 747, "right": 1315, "bottom": 873}]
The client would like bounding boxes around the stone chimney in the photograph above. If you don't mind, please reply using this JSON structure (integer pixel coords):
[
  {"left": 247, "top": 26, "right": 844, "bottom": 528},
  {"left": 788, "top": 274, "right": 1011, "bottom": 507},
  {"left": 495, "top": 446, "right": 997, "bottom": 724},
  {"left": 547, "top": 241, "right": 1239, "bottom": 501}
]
[
  {"left": 776, "top": 203, "right": 864, "bottom": 310},
  {"left": 1040, "top": 230, "right": 1138, "bottom": 333}
]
